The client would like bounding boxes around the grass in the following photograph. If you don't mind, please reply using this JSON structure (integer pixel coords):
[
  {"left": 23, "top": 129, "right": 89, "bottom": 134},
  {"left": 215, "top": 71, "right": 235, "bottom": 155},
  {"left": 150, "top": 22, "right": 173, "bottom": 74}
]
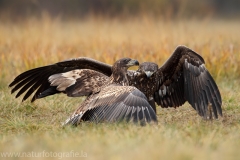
[{"left": 0, "top": 17, "right": 240, "bottom": 160}]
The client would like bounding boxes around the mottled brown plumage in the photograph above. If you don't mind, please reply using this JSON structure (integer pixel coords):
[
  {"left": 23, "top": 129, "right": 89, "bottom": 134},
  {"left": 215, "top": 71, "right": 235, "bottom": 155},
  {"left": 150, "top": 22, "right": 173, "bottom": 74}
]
[
  {"left": 9, "top": 57, "right": 157, "bottom": 125},
  {"left": 9, "top": 57, "right": 112, "bottom": 102},
  {"left": 9, "top": 45, "right": 222, "bottom": 120},
  {"left": 63, "top": 58, "right": 157, "bottom": 125},
  {"left": 38, "top": 69, "right": 109, "bottom": 98}
]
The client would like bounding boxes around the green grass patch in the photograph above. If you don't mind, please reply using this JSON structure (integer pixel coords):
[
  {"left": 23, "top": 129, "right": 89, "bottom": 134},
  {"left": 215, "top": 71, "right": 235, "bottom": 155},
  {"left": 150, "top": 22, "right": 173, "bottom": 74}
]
[
  {"left": 0, "top": 81, "right": 240, "bottom": 160},
  {"left": 0, "top": 18, "right": 240, "bottom": 159}
]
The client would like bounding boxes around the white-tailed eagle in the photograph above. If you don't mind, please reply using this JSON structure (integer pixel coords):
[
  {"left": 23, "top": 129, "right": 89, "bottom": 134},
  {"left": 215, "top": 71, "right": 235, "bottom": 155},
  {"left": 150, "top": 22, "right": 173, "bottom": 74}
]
[
  {"left": 10, "top": 58, "right": 158, "bottom": 125},
  {"left": 9, "top": 45, "right": 222, "bottom": 120}
]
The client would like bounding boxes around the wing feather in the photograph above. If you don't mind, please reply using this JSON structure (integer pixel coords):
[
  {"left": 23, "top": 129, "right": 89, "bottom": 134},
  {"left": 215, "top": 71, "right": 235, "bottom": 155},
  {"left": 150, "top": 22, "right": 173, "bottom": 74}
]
[
  {"left": 9, "top": 57, "right": 112, "bottom": 102},
  {"left": 65, "top": 85, "right": 157, "bottom": 125},
  {"left": 145, "top": 107, "right": 153, "bottom": 122},
  {"left": 11, "top": 71, "right": 40, "bottom": 94},
  {"left": 36, "top": 69, "right": 108, "bottom": 99},
  {"left": 154, "top": 45, "right": 222, "bottom": 118}
]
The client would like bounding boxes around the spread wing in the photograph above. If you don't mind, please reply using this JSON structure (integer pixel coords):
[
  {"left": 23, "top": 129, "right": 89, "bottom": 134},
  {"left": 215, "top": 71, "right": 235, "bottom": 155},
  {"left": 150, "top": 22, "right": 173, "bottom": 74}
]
[
  {"left": 9, "top": 57, "right": 112, "bottom": 102},
  {"left": 154, "top": 45, "right": 222, "bottom": 118},
  {"left": 37, "top": 69, "right": 109, "bottom": 99},
  {"left": 64, "top": 85, "right": 157, "bottom": 126}
]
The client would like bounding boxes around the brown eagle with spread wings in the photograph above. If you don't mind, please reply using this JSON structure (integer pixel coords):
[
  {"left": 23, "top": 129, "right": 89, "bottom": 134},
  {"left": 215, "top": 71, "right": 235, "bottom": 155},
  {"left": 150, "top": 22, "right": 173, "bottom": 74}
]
[
  {"left": 9, "top": 45, "right": 222, "bottom": 120},
  {"left": 10, "top": 58, "right": 158, "bottom": 125},
  {"left": 62, "top": 58, "right": 157, "bottom": 125},
  {"left": 128, "top": 46, "right": 222, "bottom": 119}
]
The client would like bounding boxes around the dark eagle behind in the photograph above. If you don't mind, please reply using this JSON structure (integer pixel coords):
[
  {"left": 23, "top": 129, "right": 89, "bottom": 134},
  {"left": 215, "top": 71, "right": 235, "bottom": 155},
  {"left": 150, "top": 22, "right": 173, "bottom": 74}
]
[{"left": 131, "top": 46, "right": 222, "bottom": 119}]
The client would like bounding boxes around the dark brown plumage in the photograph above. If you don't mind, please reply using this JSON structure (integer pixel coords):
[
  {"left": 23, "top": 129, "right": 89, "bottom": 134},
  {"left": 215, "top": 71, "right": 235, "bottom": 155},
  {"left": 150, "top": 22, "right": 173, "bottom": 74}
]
[
  {"left": 62, "top": 58, "right": 157, "bottom": 125},
  {"left": 9, "top": 45, "right": 222, "bottom": 120},
  {"left": 65, "top": 84, "right": 157, "bottom": 125},
  {"left": 130, "top": 46, "right": 222, "bottom": 119},
  {"left": 10, "top": 57, "right": 157, "bottom": 125},
  {"left": 9, "top": 57, "right": 112, "bottom": 102}
]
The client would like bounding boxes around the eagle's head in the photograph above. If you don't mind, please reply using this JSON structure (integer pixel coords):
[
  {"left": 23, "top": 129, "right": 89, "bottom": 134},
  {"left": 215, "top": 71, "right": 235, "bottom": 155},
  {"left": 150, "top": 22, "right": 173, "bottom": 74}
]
[
  {"left": 138, "top": 62, "right": 158, "bottom": 78},
  {"left": 111, "top": 58, "right": 139, "bottom": 85},
  {"left": 113, "top": 58, "right": 139, "bottom": 71}
]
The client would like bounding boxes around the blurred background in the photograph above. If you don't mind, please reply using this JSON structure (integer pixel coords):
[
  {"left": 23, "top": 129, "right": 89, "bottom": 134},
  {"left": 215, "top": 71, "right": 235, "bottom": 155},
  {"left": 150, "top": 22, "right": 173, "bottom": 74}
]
[
  {"left": 0, "top": 0, "right": 240, "bottom": 85},
  {"left": 1, "top": 1, "right": 240, "bottom": 157},
  {"left": 0, "top": 0, "right": 240, "bottom": 20}
]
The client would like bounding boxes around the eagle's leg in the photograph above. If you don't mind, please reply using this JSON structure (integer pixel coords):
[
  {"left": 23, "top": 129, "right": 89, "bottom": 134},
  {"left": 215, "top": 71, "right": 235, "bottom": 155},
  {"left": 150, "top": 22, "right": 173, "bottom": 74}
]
[{"left": 148, "top": 99, "right": 157, "bottom": 113}]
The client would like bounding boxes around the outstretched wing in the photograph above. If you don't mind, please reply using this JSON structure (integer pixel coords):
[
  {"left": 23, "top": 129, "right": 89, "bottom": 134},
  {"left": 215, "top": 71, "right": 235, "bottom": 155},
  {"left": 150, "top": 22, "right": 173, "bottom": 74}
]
[
  {"left": 37, "top": 69, "right": 109, "bottom": 99},
  {"left": 64, "top": 85, "right": 157, "bottom": 126},
  {"left": 154, "top": 45, "right": 222, "bottom": 118},
  {"left": 9, "top": 57, "right": 112, "bottom": 102}
]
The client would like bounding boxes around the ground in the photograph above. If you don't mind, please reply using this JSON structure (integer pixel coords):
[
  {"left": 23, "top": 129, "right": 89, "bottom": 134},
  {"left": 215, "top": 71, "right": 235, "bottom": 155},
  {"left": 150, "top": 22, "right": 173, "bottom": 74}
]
[{"left": 0, "top": 17, "right": 240, "bottom": 160}]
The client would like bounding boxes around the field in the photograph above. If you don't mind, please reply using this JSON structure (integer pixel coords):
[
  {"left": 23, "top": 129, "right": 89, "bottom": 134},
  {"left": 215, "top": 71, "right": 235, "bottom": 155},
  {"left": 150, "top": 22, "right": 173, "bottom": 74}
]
[{"left": 0, "top": 17, "right": 240, "bottom": 160}]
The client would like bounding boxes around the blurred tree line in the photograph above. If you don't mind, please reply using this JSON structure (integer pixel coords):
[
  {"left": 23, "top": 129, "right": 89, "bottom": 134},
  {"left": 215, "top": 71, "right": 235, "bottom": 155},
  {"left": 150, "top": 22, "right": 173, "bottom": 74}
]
[{"left": 0, "top": 0, "right": 239, "bottom": 19}]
